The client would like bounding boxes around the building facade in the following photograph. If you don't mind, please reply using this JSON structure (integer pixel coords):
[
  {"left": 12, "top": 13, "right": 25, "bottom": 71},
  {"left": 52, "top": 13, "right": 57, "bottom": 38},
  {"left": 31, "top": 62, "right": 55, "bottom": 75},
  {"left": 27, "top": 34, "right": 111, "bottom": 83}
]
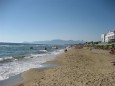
[
  {"left": 101, "top": 34, "right": 105, "bottom": 42},
  {"left": 101, "top": 31, "right": 115, "bottom": 42}
]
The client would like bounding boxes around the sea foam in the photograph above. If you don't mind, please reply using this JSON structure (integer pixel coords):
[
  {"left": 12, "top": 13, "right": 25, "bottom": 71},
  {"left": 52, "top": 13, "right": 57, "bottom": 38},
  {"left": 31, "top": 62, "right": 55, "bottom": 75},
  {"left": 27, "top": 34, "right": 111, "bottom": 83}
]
[{"left": 0, "top": 49, "right": 64, "bottom": 81}]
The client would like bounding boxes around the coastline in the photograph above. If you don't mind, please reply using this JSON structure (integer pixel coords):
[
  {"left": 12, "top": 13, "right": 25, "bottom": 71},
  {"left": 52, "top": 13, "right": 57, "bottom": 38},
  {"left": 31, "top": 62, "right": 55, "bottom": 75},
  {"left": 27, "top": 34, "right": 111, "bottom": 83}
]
[
  {"left": 0, "top": 48, "right": 65, "bottom": 86},
  {"left": 0, "top": 74, "right": 22, "bottom": 86},
  {"left": 0, "top": 63, "right": 59, "bottom": 86},
  {"left": 9, "top": 47, "right": 115, "bottom": 86}
]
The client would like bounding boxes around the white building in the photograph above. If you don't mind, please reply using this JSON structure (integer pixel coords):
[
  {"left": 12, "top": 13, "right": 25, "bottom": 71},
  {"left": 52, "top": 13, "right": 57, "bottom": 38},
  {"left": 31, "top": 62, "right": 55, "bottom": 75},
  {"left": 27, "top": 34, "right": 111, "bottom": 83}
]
[
  {"left": 101, "top": 34, "right": 105, "bottom": 42},
  {"left": 101, "top": 31, "right": 115, "bottom": 42}
]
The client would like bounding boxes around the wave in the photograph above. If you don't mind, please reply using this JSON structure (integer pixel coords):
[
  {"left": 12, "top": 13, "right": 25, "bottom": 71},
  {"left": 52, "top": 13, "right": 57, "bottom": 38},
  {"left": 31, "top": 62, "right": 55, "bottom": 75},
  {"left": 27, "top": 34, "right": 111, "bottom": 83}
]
[
  {"left": 39, "top": 50, "right": 48, "bottom": 53},
  {"left": 0, "top": 49, "right": 64, "bottom": 63},
  {"left": 0, "top": 48, "right": 64, "bottom": 81},
  {"left": 0, "top": 56, "right": 14, "bottom": 63}
]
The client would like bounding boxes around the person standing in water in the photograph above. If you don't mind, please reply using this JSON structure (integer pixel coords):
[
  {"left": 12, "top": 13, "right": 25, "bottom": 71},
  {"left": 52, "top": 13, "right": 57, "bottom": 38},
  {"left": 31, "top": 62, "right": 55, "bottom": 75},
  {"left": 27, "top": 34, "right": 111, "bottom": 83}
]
[{"left": 45, "top": 47, "right": 47, "bottom": 50}]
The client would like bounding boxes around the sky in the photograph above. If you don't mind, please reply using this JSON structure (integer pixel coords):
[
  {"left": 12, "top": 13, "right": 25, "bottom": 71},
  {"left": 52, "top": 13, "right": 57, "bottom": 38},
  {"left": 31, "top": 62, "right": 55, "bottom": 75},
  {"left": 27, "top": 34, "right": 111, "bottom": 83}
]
[{"left": 0, "top": 0, "right": 115, "bottom": 43}]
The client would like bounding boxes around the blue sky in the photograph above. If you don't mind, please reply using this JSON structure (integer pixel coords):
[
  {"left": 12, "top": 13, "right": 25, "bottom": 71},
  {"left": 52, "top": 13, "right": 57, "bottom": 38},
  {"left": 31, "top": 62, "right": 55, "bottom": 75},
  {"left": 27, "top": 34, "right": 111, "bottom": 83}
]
[{"left": 0, "top": 0, "right": 115, "bottom": 43}]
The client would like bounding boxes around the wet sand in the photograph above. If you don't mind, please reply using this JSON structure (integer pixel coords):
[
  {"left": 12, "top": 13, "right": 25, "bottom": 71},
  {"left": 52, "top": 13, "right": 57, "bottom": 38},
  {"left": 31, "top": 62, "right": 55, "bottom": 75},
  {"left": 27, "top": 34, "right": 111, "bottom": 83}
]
[
  {"left": 11, "top": 47, "right": 115, "bottom": 86},
  {"left": 0, "top": 63, "right": 58, "bottom": 86},
  {"left": 0, "top": 74, "right": 22, "bottom": 86}
]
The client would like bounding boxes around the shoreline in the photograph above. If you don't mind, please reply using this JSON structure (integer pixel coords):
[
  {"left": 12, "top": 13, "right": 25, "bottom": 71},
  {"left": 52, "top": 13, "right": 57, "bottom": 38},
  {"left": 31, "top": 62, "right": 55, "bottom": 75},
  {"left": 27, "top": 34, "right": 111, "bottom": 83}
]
[
  {"left": 0, "top": 48, "right": 65, "bottom": 86},
  {"left": 0, "top": 63, "right": 61, "bottom": 86},
  {"left": 7, "top": 48, "right": 115, "bottom": 86},
  {"left": 0, "top": 47, "right": 65, "bottom": 86},
  {"left": 0, "top": 74, "right": 22, "bottom": 86},
  {"left": 12, "top": 48, "right": 68, "bottom": 86}
]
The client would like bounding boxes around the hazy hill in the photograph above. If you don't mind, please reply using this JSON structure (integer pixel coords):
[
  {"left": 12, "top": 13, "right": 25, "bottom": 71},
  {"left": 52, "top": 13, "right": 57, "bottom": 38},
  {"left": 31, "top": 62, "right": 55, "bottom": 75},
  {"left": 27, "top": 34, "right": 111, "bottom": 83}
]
[{"left": 31, "top": 39, "right": 85, "bottom": 44}]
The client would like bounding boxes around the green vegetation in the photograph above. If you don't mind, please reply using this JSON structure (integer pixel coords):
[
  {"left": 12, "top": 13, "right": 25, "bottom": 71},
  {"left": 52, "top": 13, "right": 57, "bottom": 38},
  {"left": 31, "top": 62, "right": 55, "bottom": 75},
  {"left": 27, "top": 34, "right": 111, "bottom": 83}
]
[{"left": 85, "top": 42, "right": 115, "bottom": 50}]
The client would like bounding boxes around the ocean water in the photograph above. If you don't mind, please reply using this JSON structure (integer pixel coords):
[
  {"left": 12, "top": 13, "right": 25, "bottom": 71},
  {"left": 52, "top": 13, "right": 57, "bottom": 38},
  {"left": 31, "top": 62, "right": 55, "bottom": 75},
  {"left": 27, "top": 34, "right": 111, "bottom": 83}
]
[{"left": 0, "top": 43, "right": 66, "bottom": 81}]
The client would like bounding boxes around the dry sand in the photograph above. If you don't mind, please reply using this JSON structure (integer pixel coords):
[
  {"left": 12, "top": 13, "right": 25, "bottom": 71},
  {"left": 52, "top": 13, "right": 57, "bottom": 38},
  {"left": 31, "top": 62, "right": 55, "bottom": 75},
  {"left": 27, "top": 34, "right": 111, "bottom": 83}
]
[{"left": 12, "top": 47, "right": 115, "bottom": 86}]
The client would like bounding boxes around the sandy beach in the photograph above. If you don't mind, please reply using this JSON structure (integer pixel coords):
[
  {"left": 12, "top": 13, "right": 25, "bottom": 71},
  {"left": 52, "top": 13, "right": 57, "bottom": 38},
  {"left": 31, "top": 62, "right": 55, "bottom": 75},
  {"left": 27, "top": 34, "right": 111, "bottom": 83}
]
[{"left": 11, "top": 47, "right": 115, "bottom": 86}]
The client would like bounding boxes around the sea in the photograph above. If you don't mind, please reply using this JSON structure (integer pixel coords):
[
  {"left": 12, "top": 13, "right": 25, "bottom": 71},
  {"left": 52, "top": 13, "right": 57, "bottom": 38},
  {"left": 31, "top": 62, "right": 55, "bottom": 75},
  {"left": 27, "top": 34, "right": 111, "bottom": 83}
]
[{"left": 0, "top": 43, "right": 67, "bottom": 81}]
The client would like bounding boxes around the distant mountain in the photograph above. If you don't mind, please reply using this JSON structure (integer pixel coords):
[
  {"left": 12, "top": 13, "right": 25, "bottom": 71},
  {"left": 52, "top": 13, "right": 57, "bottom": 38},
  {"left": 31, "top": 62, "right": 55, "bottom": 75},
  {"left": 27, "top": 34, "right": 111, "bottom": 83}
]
[{"left": 31, "top": 39, "right": 85, "bottom": 44}]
